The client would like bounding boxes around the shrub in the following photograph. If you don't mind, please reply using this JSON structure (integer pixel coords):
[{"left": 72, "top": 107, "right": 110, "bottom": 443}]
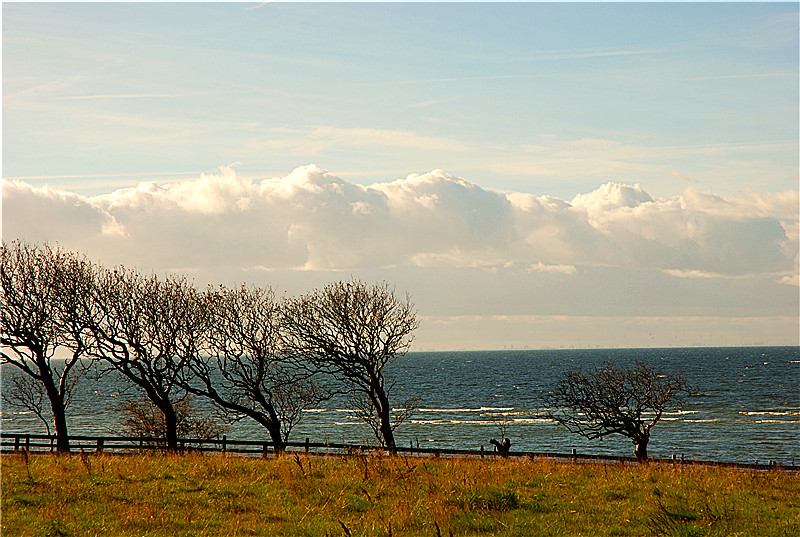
[{"left": 118, "top": 395, "right": 226, "bottom": 440}]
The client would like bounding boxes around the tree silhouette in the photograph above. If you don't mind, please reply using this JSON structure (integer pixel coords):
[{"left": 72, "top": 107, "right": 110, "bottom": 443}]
[
  {"left": 1, "top": 241, "right": 92, "bottom": 453},
  {"left": 282, "top": 279, "right": 418, "bottom": 450},
  {"left": 183, "top": 284, "right": 327, "bottom": 453},
  {"left": 82, "top": 267, "right": 207, "bottom": 451},
  {"left": 546, "top": 361, "right": 692, "bottom": 461}
]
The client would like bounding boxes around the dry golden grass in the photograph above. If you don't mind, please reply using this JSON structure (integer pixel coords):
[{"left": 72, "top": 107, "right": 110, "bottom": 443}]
[{"left": 2, "top": 451, "right": 798, "bottom": 536}]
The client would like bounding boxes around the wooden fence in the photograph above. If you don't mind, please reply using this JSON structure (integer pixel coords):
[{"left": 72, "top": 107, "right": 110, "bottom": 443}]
[{"left": 0, "top": 432, "right": 794, "bottom": 473}]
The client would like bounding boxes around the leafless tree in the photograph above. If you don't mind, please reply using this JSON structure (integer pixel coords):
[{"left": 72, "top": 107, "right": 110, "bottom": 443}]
[
  {"left": 81, "top": 266, "right": 207, "bottom": 451},
  {"left": 0, "top": 241, "right": 90, "bottom": 452},
  {"left": 268, "top": 368, "right": 329, "bottom": 443},
  {"left": 183, "top": 284, "right": 327, "bottom": 453},
  {"left": 546, "top": 361, "right": 693, "bottom": 461},
  {"left": 2, "top": 374, "right": 54, "bottom": 435},
  {"left": 281, "top": 279, "right": 419, "bottom": 450}
]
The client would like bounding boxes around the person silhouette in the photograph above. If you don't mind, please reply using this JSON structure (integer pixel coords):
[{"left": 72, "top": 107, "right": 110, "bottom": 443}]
[{"left": 490, "top": 437, "right": 511, "bottom": 457}]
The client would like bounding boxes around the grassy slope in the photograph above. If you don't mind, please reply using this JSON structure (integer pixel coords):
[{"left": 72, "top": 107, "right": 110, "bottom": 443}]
[{"left": 2, "top": 452, "right": 798, "bottom": 537}]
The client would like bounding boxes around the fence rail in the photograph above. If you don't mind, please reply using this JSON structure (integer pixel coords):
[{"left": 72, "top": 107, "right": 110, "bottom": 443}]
[{"left": 1, "top": 432, "right": 794, "bottom": 473}]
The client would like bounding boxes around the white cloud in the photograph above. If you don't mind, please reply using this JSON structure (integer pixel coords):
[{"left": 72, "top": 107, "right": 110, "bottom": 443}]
[
  {"left": 526, "top": 262, "right": 577, "bottom": 275},
  {"left": 3, "top": 165, "right": 797, "bottom": 283},
  {"left": 2, "top": 180, "right": 124, "bottom": 242},
  {"left": 7, "top": 168, "right": 796, "bottom": 348},
  {"left": 570, "top": 182, "right": 654, "bottom": 212}
]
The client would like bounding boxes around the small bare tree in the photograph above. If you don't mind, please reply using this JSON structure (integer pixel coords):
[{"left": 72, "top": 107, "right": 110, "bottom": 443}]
[
  {"left": 118, "top": 394, "right": 226, "bottom": 442},
  {"left": 488, "top": 411, "right": 513, "bottom": 457},
  {"left": 183, "top": 284, "right": 327, "bottom": 453},
  {"left": 2, "top": 374, "right": 56, "bottom": 435},
  {"left": 0, "top": 241, "right": 90, "bottom": 452},
  {"left": 281, "top": 279, "right": 419, "bottom": 451},
  {"left": 349, "top": 391, "right": 419, "bottom": 447},
  {"left": 546, "top": 361, "right": 693, "bottom": 461},
  {"left": 269, "top": 368, "right": 329, "bottom": 443}
]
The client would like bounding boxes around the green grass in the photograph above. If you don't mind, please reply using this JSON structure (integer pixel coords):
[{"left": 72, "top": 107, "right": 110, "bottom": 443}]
[{"left": 2, "top": 452, "right": 798, "bottom": 536}]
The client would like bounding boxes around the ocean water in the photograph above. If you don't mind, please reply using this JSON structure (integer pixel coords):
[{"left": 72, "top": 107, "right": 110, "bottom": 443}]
[{"left": 2, "top": 347, "right": 798, "bottom": 465}]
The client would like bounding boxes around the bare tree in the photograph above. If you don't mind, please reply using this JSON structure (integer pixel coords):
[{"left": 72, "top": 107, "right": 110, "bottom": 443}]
[
  {"left": 546, "top": 361, "right": 693, "bottom": 461},
  {"left": 0, "top": 241, "right": 89, "bottom": 453},
  {"left": 2, "top": 374, "right": 55, "bottom": 435},
  {"left": 183, "top": 284, "right": 327, "bottom": 453},
  {"left": 268, "top": 368, "right": 329, "bottom": 444},
  {"left": 81, "top": 266, "right": 207, "bottom": 451},
  {"left": 281, "top": 279, "right": 419, "bottom": 450}
]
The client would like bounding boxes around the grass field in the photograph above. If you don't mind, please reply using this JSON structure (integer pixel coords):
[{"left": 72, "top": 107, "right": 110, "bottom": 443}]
[{"left": 2, "top": 451, "right": 798, "bottom": 536}]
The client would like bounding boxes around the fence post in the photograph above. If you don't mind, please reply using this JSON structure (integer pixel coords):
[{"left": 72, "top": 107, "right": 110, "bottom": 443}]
[
  {"left": 222, "top": 435, "right": 227, "bottom": 452},
  {"left": 25, "top": 434, "right": 30, "bottom": 451},
  {"left": 262, "top": 443, "right": 269, "bottom": 458},
  {"left": 571, "top": 448, "right": 577, "bottom": 463},
  {"left": 97, "top": 438, "right": 104, "bottom": 453},
  {"left": 480, "top": 445, "right": 484, "bottom": 458},
  {"left": 305, "top": 437, "right": 310, "bottom": 454},
  {"left": 14, "top": 435, "right": 20, "bottom": 452}
]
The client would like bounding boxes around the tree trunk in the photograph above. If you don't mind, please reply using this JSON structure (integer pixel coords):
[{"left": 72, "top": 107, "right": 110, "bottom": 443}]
[
  {"left": 266, "top": 422, "right": 285, "bottom": 455},
  {"left": 634, "top": 435, "right": 649, "bottom": 462},
  {"left": 43, "top": 374, "right": 70, "bottom": 453},
  {"left": 163, "top": 406, "right": 180, "bottom": 452},
  {"left": 264, "top": 406, "right": 285, "bottom": 455},
  {"left": 374, "top": 387, "right": 395, "bottom": 452},
  {"left": 52, "top": 403, "right": 71, "bottom": 454}
]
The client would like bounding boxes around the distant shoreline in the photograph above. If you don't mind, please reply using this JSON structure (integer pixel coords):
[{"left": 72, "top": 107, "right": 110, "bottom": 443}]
[{"left": 409, "top": 344, "right": 800, "bottom": 353}]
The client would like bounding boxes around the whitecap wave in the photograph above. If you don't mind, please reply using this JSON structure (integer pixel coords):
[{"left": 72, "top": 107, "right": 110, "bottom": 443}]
[
  {"left": 663, "top": 410, "right": 700, "bottom": 416},
  {"left": 419, "top": 408, "right": 482, "bottom": 413},
  {"left": 511, "top": 418, "right": 556, "bottom": 424},
  {"left": 739, "top": 410, "right": 800, "bottom": 416}
]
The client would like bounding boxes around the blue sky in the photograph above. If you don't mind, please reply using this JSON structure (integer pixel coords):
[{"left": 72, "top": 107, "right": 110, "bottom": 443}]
[
  {"left": 3, "top": 3, "right": 798, "bottom": 349},
  {"left": 4, "top": 3, "right": 797, "bottom": 197}
]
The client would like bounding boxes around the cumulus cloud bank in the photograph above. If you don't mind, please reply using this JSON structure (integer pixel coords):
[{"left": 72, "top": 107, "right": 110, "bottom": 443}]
[{"left": 3, "top": 165, "right": 798, "bottom": 284}]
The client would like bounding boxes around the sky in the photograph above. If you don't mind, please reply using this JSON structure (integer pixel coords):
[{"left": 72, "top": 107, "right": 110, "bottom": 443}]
[{"left": 2, "top": 2, "right": 799, "bottom": 350}]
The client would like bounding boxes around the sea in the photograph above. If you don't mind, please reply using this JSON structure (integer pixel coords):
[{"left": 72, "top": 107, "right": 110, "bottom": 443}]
[{"left": 1, "top": 347, "right": 798, "bottom": 465}]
